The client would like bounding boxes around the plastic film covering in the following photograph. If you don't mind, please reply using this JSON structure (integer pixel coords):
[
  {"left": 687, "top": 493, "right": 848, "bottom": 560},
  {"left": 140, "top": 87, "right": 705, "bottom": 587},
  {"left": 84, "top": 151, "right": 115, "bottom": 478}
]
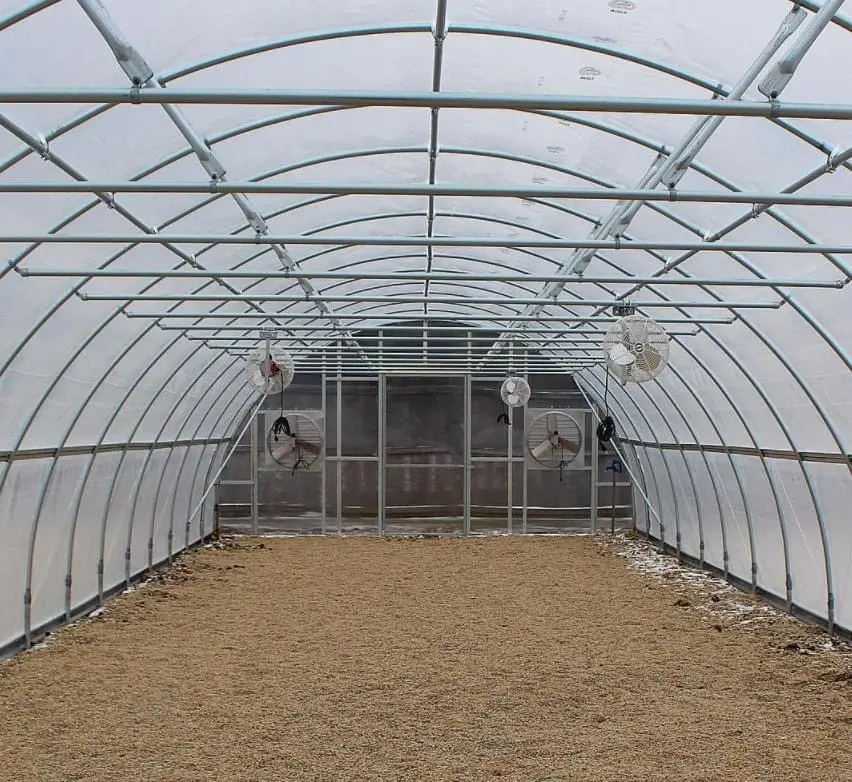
[{"left": 1, "top": 0, "right": 852, "bottom": 653}]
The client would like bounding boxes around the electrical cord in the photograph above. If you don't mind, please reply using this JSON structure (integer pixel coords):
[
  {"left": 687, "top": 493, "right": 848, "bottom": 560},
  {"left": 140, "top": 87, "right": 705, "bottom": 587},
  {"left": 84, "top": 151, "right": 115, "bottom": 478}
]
[
  {"left": 596, "top": 365, "right": 616, "bottom": 453},
  {"left": 291, "top": 445, "right": 309, "bottom": 475},
  {"left": 272, "top": 384, "right": 291, "bottom": 440}
]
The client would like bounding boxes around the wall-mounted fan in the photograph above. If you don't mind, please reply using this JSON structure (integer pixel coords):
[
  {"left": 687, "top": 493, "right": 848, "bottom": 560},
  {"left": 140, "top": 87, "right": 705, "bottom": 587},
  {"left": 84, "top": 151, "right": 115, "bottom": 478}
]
[
  {"left": 603, "top": 315, "right": 669, "bottom": 384},
  {"left": 266, "top": 411, "right": 324, "bottom": 474},
  {"left": 245, "top": 342, "right": 295, "bottom": 394},
  {"left": 524, "top": 410, "right": 584, "bottom": 476},
  {"left": 500, "top": 376, "right": 532, "bottom": 408}
]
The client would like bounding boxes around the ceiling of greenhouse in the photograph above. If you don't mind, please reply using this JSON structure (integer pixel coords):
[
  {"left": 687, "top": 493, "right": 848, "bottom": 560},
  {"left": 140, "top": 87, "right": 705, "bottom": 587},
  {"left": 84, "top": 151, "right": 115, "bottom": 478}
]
[{"left": 0, "top": 0, "right": 851, "bottom": 402}]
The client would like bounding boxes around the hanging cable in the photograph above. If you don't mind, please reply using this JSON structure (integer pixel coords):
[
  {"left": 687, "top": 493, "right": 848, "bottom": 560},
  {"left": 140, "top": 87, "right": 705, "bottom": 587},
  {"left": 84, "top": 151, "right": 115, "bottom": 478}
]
[
  {"left": 497, "top": 403, "right": 510, "bottom": 426},
  {"left": 558, "top": 438, "right": 567, "bottom": 482},
  {"left": 272, "top": 384, "right": 290, "bottom": 440},
  {"left": 291, "top": 444, "right": 309, "bottom": 476},
  {"left": 596, "top": 365, "right": 616, "bottom": 453}
]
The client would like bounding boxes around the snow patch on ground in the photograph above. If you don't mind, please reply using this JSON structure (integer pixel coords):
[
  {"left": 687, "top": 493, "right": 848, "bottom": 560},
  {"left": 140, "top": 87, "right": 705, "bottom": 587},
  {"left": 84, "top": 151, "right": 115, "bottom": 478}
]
[{"left": 600, "top": 532, "right": 852, "bottom": 657}]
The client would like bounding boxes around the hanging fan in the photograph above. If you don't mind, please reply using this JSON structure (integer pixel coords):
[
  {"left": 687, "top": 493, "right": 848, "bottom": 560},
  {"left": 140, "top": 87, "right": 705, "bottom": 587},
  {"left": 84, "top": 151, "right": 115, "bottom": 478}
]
[
  {"left": 500, "top": 376, "right": 532, "bottom": 408},
  {"left": 603, "top": 314, "right": 670, "bottom": 384},
  {"left": 244, "top": 342, "right": 295, "bottom": 394},
  {"left": 266, "top": 412, "right": 324, "bottom": 474},
  {"left": 525, "top": 410, "right": 583, "bottom": 477}
]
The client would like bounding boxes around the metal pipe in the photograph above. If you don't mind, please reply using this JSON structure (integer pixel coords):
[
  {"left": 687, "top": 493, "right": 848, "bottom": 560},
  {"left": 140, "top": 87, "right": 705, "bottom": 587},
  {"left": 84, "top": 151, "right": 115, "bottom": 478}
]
[
  {"left": 8, "top": 178, "right": 852, "bottom": 209},
  {"left": 177, "top": 329, "right": 700, "bottom": 337},
  {"left": 134, "top": 361, "right": 245, "bottom": 580},
  {"left": 81, "top": 293, "right": 783, "bottom": 307},
  {"left": 321, "top": 369, "right": 327, "bottom": 535},
  {"left": 2, "top": 87, "right": 852, "bottom": 118},
  {"left": 193, "top": 336, "right": 620, "bottom": 343},
  {"left": 583, "top": 370, "right": 681, "bottom": 554},
  {"left": 576, "top": 383, "right": 666, "bottom": 534},
  {"left": 18, "top": 268, "right": 843, "bottom": 287},
  {"left": 507, "top": 403, "right": 513, "bottom": 534},
  {"left": 163, "top": 372, "right": 252, "bottom": 563},
  {"left": 578, "top": 376, "right": 666, "bottom": 541},
  {"left": 197, "top": 345, "right": 611, "bottom": 353},
  {"left": 521, "top": 349, "right": 528, "bottom": 534},
  {"left": 74, "top": 0, "right": 371, "bottom": 368},
  {"left": 590, "top": 409, "right": 599, "bottom": 534},
  {"left": 7, "top": 232, "right": 852, "bottom": 254},
  {"left": 336, "top": 340, "right": 343, "bottom": 535},
  {"left": 377, "top": 370, "right": 386, "bottom": 536},
  {"left": 144, "top": 313, "right": 733, "bottom": 324},
  {"left": 463, "top": 367, "right": 472, "bottom": 538},
  {"left": 185, "top": 396, "right": 266, "bottom": 527},
  {"left": 250, "top": 412, "right": 259, "bottom": 535}
]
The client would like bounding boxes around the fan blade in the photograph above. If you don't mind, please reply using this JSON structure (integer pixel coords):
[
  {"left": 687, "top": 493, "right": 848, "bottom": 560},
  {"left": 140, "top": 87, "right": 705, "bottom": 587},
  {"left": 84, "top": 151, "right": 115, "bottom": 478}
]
[
  {"left": 505, "top": 379, "right": 517, "bottom": 393},
  {"left": 270, "top": 440, "right": 295, "bottom": 460},
  {"left": 629, "top": 317, "right": 649, "bottom": 344},
  {"left": 531, "top": 438, "right": 554, "bottom": 460},
  {"left": 556, "top": 436, "right": 581, "bottom": 455},
  {"left": 294, "top": 438, "right": 320, "bottom": 455},
  {"left": 507, "top": 393, "right": 520, "bottom": 406},
  {"left": 609, "top": 342, "right": 636, "bottom": 367},
  {"left": 639, "top": 344, "right": 664, "bottom": 372}
]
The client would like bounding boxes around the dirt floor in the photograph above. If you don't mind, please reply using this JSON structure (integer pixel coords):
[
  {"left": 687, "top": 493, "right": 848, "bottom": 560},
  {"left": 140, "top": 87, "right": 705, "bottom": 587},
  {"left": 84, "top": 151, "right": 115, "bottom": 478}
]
[{"left": 1, "top": 535, "right": 851, "bottom": 782}]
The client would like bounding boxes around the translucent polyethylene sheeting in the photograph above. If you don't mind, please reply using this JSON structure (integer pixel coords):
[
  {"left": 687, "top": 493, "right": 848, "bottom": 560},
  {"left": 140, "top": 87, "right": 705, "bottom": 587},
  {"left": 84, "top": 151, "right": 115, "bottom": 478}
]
[
  {"left": 0, "top": 0, "right": 851, "bottom": 640},
  {"left": 0, "top": 443, "right": 220, "bottom": 652}
]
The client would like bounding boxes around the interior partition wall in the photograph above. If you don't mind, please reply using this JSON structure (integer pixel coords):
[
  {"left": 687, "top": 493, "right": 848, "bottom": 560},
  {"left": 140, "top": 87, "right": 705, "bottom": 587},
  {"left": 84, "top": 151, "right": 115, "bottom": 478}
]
[{"left": 215, "top": 372, "right": 633, "bottom": 536}]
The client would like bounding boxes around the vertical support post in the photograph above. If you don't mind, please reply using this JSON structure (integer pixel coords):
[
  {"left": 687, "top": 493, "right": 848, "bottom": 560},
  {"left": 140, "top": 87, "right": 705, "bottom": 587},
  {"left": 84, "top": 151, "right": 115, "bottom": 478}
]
[
  {"left": 522, "top": 348, "right": 529, "bottom": 535},
  {"left": 630, "top": 465, "right": 638, "bottom": 532},
  {"left": 463, "top": 369, "right": 472, "bottom": 537},
  {"left": 377, "top": 336, "right": 386, "bottom": 536},
  {"left": 377, "top": 375, "right": 386, "bottom": 537},
  {"left": 321, "top": 367, "right": 327, "bottom": 535},
  {"left": 422, "top": 319, "right": 428, "bottom": 367},
  {"left": 336, "top": 340, "right": 343, "bottom": 536},
  {"left": 590, "top": 410, "right": 599, "bottom": 534},
  {"left": 611, "top": 461, "right": 618, "bottom": 535},
  {"left": 507, "top": 404, "right": 513, "bottom": 535},
  {"left": 250, "top": 410, "right": 259, "bottom": 536}
]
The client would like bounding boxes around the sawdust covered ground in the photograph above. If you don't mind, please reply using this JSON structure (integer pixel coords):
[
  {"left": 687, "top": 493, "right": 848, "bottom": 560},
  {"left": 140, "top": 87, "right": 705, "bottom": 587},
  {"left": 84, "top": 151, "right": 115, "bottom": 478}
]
[{"left": 1, "top": 535, "right": 850, "bottom": 782}]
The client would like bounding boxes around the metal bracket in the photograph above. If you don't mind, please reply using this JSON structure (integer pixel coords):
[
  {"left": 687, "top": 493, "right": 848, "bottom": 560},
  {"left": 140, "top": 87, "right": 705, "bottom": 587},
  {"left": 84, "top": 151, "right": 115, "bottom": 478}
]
[{"left": 826, "top": 146, "right": 839, "bottom": 173}]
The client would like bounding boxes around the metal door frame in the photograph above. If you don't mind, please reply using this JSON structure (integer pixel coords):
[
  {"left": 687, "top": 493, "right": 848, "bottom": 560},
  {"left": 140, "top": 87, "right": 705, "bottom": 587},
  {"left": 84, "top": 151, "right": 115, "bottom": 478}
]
[{"left": 378, "top": 372, "right": 472, "bottom": 536}]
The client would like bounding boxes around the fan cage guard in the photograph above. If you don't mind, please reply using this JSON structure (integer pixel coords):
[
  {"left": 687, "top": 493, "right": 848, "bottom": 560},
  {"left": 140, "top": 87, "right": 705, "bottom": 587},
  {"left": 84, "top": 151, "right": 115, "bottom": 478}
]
[
  {"left": 523, "top": 409, "right": 587, "bottom": 471},
  {"left": 245, "top": 345, "right": 296, "bottom": 394},
  {"left": 261, "top": 410, "right": 325, "bottom": 472},
  {"left": 603, "top": 315, "right": 670, "bottom": 384},
  {"left": 500, "top": 376, "right": 532, "bottom": 408}
]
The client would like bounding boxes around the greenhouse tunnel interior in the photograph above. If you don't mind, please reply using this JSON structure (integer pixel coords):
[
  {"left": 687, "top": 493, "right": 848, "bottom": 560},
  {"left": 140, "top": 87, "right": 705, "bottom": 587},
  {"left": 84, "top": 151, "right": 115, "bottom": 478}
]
[{"left": 0, "top": 0, "right": 852, "bottom": 663}]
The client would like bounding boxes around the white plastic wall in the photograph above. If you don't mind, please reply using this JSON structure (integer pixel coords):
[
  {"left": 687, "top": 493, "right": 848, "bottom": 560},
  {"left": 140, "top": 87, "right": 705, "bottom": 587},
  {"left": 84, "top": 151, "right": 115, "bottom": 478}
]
[{"left": 1, "top": 0, "right": 852, "bottom": 653}]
